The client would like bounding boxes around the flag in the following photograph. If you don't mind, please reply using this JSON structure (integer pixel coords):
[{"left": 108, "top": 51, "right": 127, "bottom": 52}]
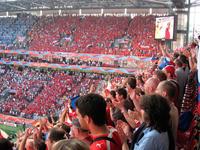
[{"left": 70, "top": 95, "right": 80, "bottom": 110}]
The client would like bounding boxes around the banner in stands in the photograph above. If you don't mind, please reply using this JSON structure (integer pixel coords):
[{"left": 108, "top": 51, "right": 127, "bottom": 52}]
[
  {"left": 70, "top": 95, "right": 80, "bottom": 110},
  {"left": 0, "top": 59, "right": 136, "bottom": 74},
  {"left": 0, "top": 49, "right": 151, "bottom": 62},
  {"left": 0, "top": 114, "right": 34, "bottom": 125}
]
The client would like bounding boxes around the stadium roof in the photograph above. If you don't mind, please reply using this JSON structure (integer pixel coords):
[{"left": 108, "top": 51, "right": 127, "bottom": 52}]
[{"left": 0, "top": 0, "right": 196, "bottom": 12}]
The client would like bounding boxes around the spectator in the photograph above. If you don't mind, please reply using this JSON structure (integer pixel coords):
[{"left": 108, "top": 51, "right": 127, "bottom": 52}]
[
  {"left": 174, "top": 59, "right": 188, "bottom": 102},
  {"left": 111, "top": 88, "right": 134, "bottom": 123},
  {"left": 130, "top": 94, "right": 175, "bottom": 150},
  {"left": 153, "top": 70, "right": 167, "bottom": 81},
  {"left": 70, "top": 119, "right": 92, "bottom": 144},
  {"left": 162, "top": 65, "right": 176, "bottom": 79},
  {"left": 143, "top": 77, "right": 160, "bottom": 94},
  {"left": 76, "top": 93, "right": 122, "bottom": 150},
  {"left": 156, "top": 80, "right": 179, "bottom": 143},
  {"left": 136, "top": 76, "right": 144, "bottom": 89},
  {"left": 46, "top": 127, "right": 67, "bottom": 150}
]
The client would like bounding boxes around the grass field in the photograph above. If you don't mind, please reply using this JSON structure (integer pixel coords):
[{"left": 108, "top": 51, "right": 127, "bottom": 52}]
[{"left": 0, "top": 124, "right": 24, "bottom": 136}]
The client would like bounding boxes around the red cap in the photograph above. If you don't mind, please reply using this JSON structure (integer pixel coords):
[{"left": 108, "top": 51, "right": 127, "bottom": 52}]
[
  {"left": 163, "top": 65, "right": 176, "bottom": 78},
  {"left": 168, "top": 61, "right": 175, "bottom": 66}
]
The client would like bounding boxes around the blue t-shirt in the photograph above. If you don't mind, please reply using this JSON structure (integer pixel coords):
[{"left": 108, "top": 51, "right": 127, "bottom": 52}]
[{"left": 133, "top": 127, "right": 169, "bottom": 150}]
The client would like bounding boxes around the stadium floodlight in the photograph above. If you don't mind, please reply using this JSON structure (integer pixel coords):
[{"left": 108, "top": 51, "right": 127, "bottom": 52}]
[{"left": 142, "top": 0, "right": 173, "bottom": 6}]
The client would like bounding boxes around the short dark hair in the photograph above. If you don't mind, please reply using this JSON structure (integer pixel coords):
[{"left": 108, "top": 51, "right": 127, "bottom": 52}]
[
  {"left": 48, "top": 128, "right": 66, "bottom": 142},
  {"left": 137, "top": 75, "right": 144, "bottom": 84},
  {"left": 168, "top": 79, "right": 180, "bottom": 109},
  {"left": 76, "top": 93, "right": 106, "bottom": 126},
  {"left": 159, "top": 80, "right": 177, "bottom": 100},
  {"left": 179, "top": 54, "right": 188, "bottom": 64},
  {"left": 0, "top": 138, "right": 13, "bottom": 150},
  {"left": 34, "top": 139, "right": 46, "bottom": 150},
  {"left": 116, "top": 88, "right": 127, "bottom": 99},
  {"left": 60, "top": 124, "right": 71, "bottom": 137},
  {"left": 154, "top": 70, "right": 167, "bottom": 81},
  {"left": 174, "top": 59, "right": 183, "bottom": 67},
  {"left": 173, "top": 52, "right": 179, "bottom": 60},
  {"left": 110, "top": 90, "right": 116, "bottom": 98},
  {"left": 127, "top": 77, "right": 137, "bottom": 89},
  {"left": 140, "top": 94, "right": 170, "bottom": 132}
]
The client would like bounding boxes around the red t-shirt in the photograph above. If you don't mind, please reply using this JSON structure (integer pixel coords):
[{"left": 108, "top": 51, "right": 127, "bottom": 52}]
[{"left": 90, "top": 127, "right": 122, "bottom": 150}]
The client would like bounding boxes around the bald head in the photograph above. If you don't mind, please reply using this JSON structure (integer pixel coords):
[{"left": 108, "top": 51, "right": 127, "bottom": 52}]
[{"left": 144, "top": 77, "right": 160, "bottom": 94}]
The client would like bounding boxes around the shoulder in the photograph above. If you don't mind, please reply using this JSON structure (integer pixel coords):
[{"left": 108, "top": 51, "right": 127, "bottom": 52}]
[
  {"left": 144, "top": 129, "right": 168, "bottom": 140},
  {"left": 143, "top": 128, "right": 161, "bottom": 139},
  {"left": 134, "top": 128, "right": 169, "bottom": 150},
  {"left": 90, "top": 141, "right": 107, "bottom": 150},
  {"left": 90, "top": 127, "right": 122, "bottom": 150}
]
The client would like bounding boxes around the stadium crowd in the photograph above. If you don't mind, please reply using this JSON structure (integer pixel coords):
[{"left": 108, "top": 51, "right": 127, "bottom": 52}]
[
  {"left": 0, "top": 14, "right": 199, "bottom": 150},
  {"left": 0, "top": 41, "right": 199, "bottom": 150},
  {"left": 0, "top": 15, "right": 158, "bottom": 56},
  {"left": 0, "top": 14, "right": 37, "bottom": 50},
  {"left": 0, "top": 66, "right": 109, "bottom": 119},
  {"left": 28, "top": 15, "right": 158, "bottom": 56}
]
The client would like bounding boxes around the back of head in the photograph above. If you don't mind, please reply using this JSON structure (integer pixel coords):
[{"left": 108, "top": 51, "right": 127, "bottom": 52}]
[
  {"left": 174, "top": 59, "right": 183, "bottom": 68},
  {"left": 34, "top": 139, "right": 46, "bottom": 150},
  {"left": 167, "top": 79, "right": 180, "bottom": 109},
  {"left": 153, "top": 70, "right": 167, "bottom": 81},
  {"left": 127, "top": 77, "right": 137, "bottom": 89},
  {"left": 179, "top": 54, "right": 188, "bottom": 66},
  {"left": 76, "top": 93, "right": 106, "bottom": 126},
  {"left": 144, "top": 77, "right": 160, "bottom": 94},
  {"left": 173, "top": 52, "right": 179, "bottom": 60},
  {"left": 116, "top": 87, "right": 127, "bottom": 99},
  {"left": 0, "top": 138, "right": 13, "bottom": 150},
  {"left": 157, "top": 80, "right": 177, "bottom": 101},
  {"left": 60, "top": 124, "right": 71, "bottom": 137},
  {"left": 52, "top": 139, "right": 89, "bottom": 150},
  {"left": 48, "top": 128, "right": 66, "bottom": 143},
  {"left": 110, "top": 90, "right": 116, "bottom": 99},
  {"left": 140, "top": 94, "right": 170, "bottom": 132}
]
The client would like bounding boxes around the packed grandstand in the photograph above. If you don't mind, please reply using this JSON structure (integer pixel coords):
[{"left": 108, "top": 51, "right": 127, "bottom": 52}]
[{"left": 0, "top": 0, "right": 199, "bottom": 150}]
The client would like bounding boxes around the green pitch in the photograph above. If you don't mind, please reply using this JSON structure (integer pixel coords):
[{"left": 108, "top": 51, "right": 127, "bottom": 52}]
[{"left": 0, "top": 124, "right": 24, "bottom": 136}]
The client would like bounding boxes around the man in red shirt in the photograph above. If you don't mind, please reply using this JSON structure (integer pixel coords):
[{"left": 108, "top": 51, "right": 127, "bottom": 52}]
[{"left": 76, "top": 93, "right": 122, "bottom": 150}]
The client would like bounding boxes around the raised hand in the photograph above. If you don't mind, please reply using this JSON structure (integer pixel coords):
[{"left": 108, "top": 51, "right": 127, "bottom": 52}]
[
  {"left": 24, "top": 128, "right": 33, "bottom": 138},
  {"left": 128, "top": 109, "right": 141, "bottom": 121},
  {"left": 112, "top": 99, "right": 124, "bottom": 110},
  {"left": 116, "top": 120, "right": 128, "bottom": 143}
]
